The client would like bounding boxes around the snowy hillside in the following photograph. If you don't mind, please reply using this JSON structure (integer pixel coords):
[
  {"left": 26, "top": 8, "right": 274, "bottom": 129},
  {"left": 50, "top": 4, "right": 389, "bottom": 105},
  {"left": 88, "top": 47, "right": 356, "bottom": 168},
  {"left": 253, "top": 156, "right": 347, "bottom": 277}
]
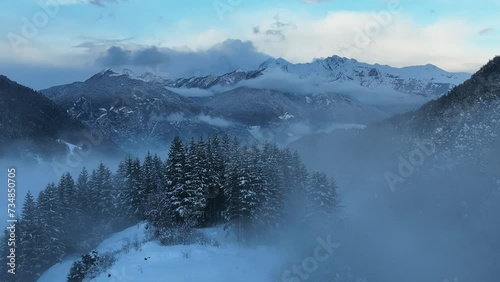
[{"left": 39, "top": 223, "right": 283, "bottom": 282}]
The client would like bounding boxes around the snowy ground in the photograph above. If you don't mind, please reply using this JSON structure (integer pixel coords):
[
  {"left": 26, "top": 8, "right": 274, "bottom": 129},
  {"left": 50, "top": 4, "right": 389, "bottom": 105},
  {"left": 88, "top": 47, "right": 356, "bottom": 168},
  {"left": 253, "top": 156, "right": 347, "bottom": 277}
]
[{"left": 39, "top": 223, "right": 284, "bottom": 282}]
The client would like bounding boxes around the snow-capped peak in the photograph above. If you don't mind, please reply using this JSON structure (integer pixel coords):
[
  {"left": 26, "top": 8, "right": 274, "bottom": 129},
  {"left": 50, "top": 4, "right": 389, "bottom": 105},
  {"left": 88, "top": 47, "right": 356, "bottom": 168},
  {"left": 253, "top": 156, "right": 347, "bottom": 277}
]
[
  {"left": 99, "top": 68, "right": 113, "bottom": 75},
  {"left": 258, "top": 57, "right": 291, "bottom": 70}
]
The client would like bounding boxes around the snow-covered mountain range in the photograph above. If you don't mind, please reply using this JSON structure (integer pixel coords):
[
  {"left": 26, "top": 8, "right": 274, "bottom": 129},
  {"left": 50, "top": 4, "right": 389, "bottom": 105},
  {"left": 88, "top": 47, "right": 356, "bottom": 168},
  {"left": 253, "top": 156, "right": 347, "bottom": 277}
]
[
  {"left": 40, "top": 66, "right": 395, "bottom": 149},
  {"left": 33, "top": 55, "right": 473, "bottom": 152},
  {"left": 154, "top": 55, "right": 470, "bottom": 98},
  {"left": 258, "top": 56, "right": 470, "bottom": 96}
]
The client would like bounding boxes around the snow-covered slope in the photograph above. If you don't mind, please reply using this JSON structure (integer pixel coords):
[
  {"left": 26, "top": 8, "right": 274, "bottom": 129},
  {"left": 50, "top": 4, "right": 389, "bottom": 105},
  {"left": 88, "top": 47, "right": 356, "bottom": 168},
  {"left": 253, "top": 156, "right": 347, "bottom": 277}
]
[{"left": 39, "top": 223, "right": 284, "bottom": 282}]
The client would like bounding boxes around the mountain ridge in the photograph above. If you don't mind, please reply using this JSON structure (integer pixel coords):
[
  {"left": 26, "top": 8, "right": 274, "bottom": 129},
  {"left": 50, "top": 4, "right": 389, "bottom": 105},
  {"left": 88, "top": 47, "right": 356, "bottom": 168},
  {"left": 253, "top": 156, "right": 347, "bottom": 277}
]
[{"left": 94, "top": 55, "right": 471, "bottom": 98}]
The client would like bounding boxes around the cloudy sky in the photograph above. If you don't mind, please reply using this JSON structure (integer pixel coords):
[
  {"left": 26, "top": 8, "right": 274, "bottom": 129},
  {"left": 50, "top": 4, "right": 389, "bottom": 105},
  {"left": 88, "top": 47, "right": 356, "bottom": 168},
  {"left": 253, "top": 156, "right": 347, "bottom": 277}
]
[{"left": 1, "top": 0, "right": 499, "bottom": 89}]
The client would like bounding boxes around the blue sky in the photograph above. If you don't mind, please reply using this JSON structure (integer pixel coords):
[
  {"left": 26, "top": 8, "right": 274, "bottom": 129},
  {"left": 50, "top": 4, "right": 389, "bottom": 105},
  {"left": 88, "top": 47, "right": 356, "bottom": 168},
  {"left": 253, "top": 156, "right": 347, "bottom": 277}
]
[{"left": 1, "top": 0, "right": 499, "bottom": 88}]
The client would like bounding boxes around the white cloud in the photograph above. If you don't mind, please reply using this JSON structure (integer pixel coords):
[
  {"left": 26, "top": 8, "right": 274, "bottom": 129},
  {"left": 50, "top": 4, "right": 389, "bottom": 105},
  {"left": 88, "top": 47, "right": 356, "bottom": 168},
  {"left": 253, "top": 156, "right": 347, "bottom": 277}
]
[
  {"left": 157, "top": 7, "right": 497, "bottom": 72},
  {"left": 197, "top": 115, "right": 233, "bottom": 128},
  {"left": 248, "top": 12, "right": 496, "bottom": 72},
  {"left": 3, "top": 4, "right": 498, "bottom": 76}
]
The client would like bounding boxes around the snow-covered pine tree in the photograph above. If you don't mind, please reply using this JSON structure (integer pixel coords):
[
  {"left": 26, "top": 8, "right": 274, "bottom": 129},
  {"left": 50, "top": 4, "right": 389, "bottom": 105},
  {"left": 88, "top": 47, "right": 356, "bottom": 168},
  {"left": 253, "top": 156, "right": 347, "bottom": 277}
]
[
  {"left": 290, "top": 151, "right": 310, "bottom": 196},
  {"left": 180, "top": 138, "right": 208, "bottom": 226},
  {"left": 18, "top": 191, "right": 43, "bottom": 281},
  {"left": 114, "top": 160, "right": 128, "bottom": 222},
  {"left": 280, "top": 147, "right": 295, "bottom": 195},
  {"left": 129, "top": 157, "right": 143, "bottom": 218},
  {"left": 164, "top": 136, "right": 187, "bottom": 225},
  {"left": 36, "top": 183, "right": 66, "bottom": 268},
  {"left": 57, "top": 172, "right": 79, "bottom": 253},
  {"left": 280, "top": 150, "right": 310, "bottom": 228},
  {"left": 141, "top": 152, "right": 157, "bottom": 220},
  {"left": 306, "top": 171, "right": 339, "bottom": 222},
  {"left": 259, "top": 143, "right": 285, "bottom": 233},
  {"left": 223, "top": 139, "right": 241, "bottom": 236},
  {"left": 144, "top": 153, "right": 166, "bottom": 225},
  {"left": 116, "top": 156, "right": 143, "bottom": 223},
  {"left": 226, "top": 145, "right": 260, "bottom": 241},
  {"left": 245, "top": 143, "right": 267, "bottom": 237},
  {"left": 75, "top": 168, "right": 91, "bottom": 214},
  {"left": 204, "top": 134, "right": 225, "bottom": 226},
  {"left": 89, "top": 163, "right": 115, "bottom": 227},
  {"left": 220, "top": 133, "right": 232, "bottom": 164},
  {"left": 152, "top": 153, "right": 166, "bottom": 189},
  {"left": 223, "top": 161, "right": 243, "bottom": 240},
  {"left": 74, "top": 167, "right": 95, "bottom": 250}
]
